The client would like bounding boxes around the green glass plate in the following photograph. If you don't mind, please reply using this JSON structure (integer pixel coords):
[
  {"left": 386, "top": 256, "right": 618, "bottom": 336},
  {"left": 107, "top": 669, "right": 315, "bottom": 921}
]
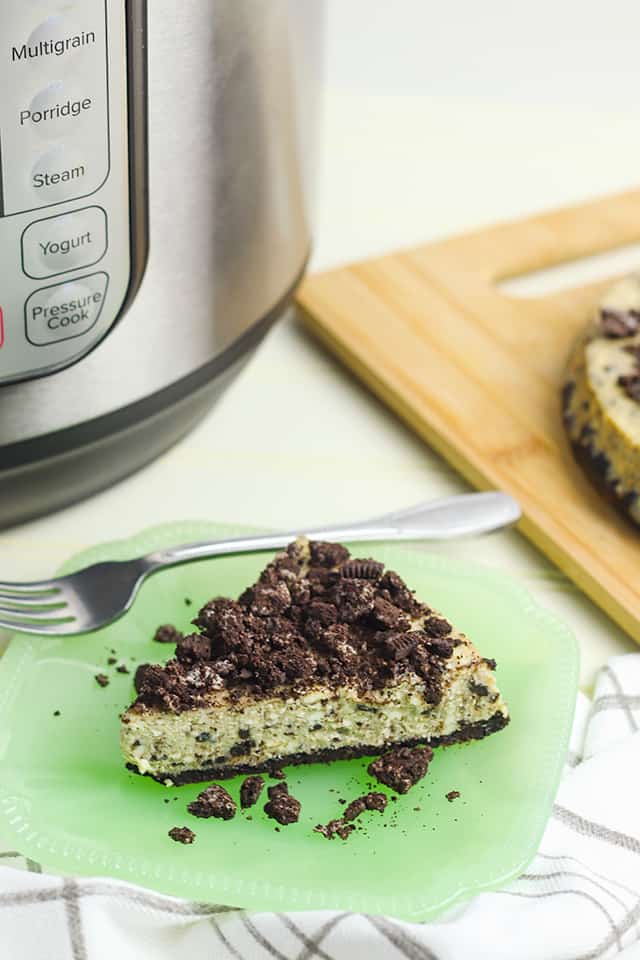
[{"left": 0, "top": 522, "right": 578, "bottom": 920}]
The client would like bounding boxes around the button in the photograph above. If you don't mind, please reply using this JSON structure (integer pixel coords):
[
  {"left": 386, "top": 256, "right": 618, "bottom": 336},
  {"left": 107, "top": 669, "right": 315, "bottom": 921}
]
[
  {"left": 24, "top": 16, "right": 89, "bottom": 74},
  {"left": 25, "top": 272, "right": 108, "bottom": 347},
  {"left": 22, "top": 80, "right": 92, "bottom": 140},
  {"left": 30, "top": 145, "right": 95, "bottom": 203},
  {"left": 21, "top": 18, "right": 72, "bottom": 74},
  {"left": 26, "top": 16, "right": 66, "bottom": 44},
  {"left": 22, "top": 207, "right": 107, "bottom": 279}
]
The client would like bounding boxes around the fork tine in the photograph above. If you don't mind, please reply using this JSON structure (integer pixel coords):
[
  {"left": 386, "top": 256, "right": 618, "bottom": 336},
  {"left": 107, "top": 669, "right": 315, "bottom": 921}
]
[
  {"left": 0, "top": 605, "right": 75, "bottom": 623},
  {"left": 0, "top": 581, "right": 61, "bottom": 596},
  {"left": 0, "top": 594, "right": 67, "bottom": 609},
  {"left": 0, "top": 618, "right": 75, "bottom": 635}
]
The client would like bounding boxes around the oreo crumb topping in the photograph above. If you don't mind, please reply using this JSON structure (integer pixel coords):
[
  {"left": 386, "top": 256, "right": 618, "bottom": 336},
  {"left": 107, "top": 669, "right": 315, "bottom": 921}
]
[
  {"left": 187, "top": 784, "right": 237, "bottom": 821},
  {"left": 314, "top": 819, "right": 354, "bottom": 841},
  {"left": 368, "top": 746, "right": 433, "bottom": 794},
  {"left": 116, "top": 664, "right": 130, "bottom": 675},
  {"left": 446, "top": 790, "right": 461, "bottom": 802},
  {"left": 95, "top": 673, "right": 109, "bottom": 688},
  {"left": 618, "top": 372, "right": 640, "bottom": 403},
  {"left": 600, "top": 307, "right": 640, "bottom": 338},
  {"left": 561, "top": 380, "right": 576, "bottom": 410},
  {"left": 606, "top": 328, "right": 640, "bottom": 406},
  {"left": 315, "top": 791, "right": 387, "bottom": 840},
  {"left": 131, "top": 540, "right": 458, "bottom": 713},
  {"left": 240, "top": 775, "right": 265, "bottom": 809},
  {"left": 175, "top": 634, "right": 212, "bottom": 664},
  {"left": 341, "top": 559, "right": 385, "bottom": 580},
  {"left": 154, "top": 624, "right": 184, "bottom": 644},
  {"left": 168, "top": 826, "right": 195, "bottom": 844},
  {"left": 134, "top": 663, "right": 157, "bottom": 693},
  {"left": 107, "top": 656, "right": 117, "bottom": 666},
  {"left": 343, "top": 792, "right": 388, "bottom": 821},
  {"left": 341, "top": 798, "right": 365, "bottom": 821},
  {"left": 423, "top": 616, "right": 452, "bottom": 637},
  {"left": 309, "top": 541, "right": 349, "bottom": 567},
  {"left": 270, "top": 768, "right": 286, "bottom": 781},
  {"left": 264, "top": 782, "right": 301, "bottom": 825}
]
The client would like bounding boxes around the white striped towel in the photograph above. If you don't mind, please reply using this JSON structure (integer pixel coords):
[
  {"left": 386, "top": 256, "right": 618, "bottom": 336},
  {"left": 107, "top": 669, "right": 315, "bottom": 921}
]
[{"left": 2, "top": 653, "right": 640, "bottom": 960}]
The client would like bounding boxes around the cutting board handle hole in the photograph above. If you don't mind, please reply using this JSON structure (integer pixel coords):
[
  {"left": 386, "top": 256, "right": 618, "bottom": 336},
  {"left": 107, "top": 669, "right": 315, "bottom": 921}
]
[{"left": 497, "top": 241, "right": 640, "bottom": 298}]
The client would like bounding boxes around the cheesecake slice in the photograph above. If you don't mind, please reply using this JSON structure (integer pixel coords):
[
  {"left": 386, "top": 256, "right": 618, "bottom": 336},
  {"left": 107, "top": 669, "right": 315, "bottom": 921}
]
[
  {"left": 563, "top": 273, "right": 640, "bottom": 526},
  {"left": 121, "top": 539, "right": 509, "bottom": 784}
]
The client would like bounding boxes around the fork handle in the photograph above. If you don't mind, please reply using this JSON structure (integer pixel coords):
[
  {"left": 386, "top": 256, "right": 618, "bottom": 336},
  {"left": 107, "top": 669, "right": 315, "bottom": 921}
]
[{"left": 141, "top": 492, "right": 520, "bottom": 571}]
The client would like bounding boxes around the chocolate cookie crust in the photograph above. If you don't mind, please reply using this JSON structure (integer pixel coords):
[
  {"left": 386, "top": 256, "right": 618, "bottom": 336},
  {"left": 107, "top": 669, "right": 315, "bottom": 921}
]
[{"left": 565, "top": 429, "right": 639, "bottom": 525}]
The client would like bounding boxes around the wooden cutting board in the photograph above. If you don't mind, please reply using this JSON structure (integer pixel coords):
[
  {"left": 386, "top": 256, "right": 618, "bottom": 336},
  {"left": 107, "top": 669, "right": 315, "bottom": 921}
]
[{"left": 296, "top": 189, "right": 640, "bottom": 643}]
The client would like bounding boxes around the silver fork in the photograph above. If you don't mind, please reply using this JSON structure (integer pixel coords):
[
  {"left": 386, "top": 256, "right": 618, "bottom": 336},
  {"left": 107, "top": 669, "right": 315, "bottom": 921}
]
[{"left": 0, "top": 492, "right": 520, "bottom": 636}]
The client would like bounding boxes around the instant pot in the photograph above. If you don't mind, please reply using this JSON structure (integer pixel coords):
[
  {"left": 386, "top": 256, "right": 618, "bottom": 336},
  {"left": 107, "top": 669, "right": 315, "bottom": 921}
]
[{"left": 0, "top": 1, "right": 322, "bottom": 528}]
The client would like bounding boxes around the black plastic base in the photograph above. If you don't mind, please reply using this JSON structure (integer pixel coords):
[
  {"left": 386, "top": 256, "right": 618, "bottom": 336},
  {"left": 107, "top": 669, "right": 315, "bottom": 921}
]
[{"left": 0, "top": 300, "right": 287, "bottom": 530}]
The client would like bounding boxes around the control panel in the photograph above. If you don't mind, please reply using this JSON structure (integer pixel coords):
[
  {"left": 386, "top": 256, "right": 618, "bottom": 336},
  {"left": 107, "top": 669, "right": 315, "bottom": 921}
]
[{"left": 0, "top": 1, "right": 132, "bottom": 385}]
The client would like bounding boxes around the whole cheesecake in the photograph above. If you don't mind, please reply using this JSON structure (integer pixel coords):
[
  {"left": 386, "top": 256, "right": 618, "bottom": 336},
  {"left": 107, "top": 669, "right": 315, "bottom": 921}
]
[
  {"left": 563, "top": 274, "right": 640, "bottom": 525},
  {"left": 121, "top": 538, "right": 509, "bottom": 784}
]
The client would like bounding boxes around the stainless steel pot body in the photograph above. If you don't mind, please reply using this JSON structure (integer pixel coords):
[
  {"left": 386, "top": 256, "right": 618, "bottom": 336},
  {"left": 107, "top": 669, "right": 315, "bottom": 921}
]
[{"left": 0, "top": 0, "right": 322, "bottom": 526}]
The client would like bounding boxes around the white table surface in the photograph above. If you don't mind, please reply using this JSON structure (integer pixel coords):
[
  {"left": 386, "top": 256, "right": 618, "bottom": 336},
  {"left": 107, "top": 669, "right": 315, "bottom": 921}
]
[{"left": 2, "top": 0, "right": 640, "bottom": 689}]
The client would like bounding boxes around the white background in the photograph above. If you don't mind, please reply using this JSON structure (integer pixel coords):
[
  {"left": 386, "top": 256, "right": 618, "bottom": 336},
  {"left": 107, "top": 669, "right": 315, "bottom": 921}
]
[{"left": 2, "top": 0, "right": 640, "bottom": 685}]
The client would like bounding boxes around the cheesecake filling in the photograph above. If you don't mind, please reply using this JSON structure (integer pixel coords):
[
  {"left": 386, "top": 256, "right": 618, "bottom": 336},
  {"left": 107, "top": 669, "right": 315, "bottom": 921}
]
[{"left": 122, "top": 660, "right": 505, "bottom": 779}]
